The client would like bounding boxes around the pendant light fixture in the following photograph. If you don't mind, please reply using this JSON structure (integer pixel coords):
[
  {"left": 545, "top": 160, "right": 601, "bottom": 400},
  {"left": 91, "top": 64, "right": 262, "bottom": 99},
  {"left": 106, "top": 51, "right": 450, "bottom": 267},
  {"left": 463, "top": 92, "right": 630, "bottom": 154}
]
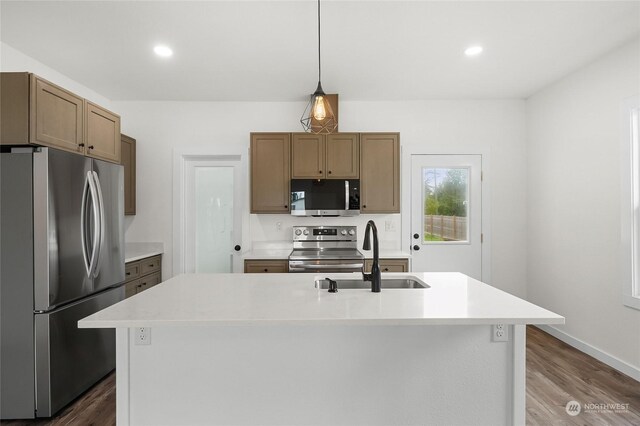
[{"left": 300, "top": 0, "right": 337, "bottom": 134}]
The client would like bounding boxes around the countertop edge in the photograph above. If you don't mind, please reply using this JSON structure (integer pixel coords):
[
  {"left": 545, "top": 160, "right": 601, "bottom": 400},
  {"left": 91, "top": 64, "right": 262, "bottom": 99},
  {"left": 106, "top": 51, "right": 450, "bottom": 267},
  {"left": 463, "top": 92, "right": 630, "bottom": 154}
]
[
  {"left": 125, "top": 251, "right": 164, "bottom": 263},
  {"left": 79, "top": 317, "right": 565, "bottom": 329}
]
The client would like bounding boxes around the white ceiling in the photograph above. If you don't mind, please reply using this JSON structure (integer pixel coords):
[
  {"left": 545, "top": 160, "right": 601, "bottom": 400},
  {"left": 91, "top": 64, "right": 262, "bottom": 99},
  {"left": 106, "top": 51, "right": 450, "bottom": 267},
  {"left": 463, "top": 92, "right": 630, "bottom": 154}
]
[{"left": 1, "top": 1, "right": 639, "bottom": 101}]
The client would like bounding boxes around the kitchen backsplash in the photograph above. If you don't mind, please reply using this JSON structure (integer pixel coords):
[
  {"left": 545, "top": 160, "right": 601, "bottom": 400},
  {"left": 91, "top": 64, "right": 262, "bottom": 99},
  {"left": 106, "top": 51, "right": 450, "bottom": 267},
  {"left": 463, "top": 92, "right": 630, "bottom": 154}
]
[{"left": 250, "top": 214, "right": 402, "bottom": 251}]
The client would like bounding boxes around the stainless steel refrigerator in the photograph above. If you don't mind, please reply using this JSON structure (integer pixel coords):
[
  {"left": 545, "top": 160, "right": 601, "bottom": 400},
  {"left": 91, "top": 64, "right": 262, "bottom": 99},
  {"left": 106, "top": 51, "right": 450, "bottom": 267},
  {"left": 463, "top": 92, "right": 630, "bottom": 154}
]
[{"left": 1, "top": 147, "right": 125, "bottom": 419}]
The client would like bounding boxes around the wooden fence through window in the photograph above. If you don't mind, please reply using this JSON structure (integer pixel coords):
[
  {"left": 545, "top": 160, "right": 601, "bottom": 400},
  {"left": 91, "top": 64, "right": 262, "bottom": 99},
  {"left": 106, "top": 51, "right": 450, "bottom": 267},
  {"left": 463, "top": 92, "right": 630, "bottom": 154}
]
[{"left": 424, "top": 215, "right": 467, "bottom": 241}]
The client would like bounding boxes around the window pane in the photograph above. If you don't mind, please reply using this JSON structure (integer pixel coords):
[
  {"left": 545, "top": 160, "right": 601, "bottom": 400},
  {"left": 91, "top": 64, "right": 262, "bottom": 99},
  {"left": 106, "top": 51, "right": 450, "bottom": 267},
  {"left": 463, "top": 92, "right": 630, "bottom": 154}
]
[
  {"left": 195, "top": 167, "right": 234, "bottom": 273},
  {"left": 422, "top": 167, "right": 469, "bottom": 243}
]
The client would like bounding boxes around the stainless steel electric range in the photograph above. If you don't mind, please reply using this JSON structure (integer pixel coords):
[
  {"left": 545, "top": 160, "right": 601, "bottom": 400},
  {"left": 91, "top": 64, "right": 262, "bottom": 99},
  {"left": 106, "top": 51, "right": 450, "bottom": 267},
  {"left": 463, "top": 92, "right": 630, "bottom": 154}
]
[{"left": 288, "top": 226, "right": 364, "bottom": 273}]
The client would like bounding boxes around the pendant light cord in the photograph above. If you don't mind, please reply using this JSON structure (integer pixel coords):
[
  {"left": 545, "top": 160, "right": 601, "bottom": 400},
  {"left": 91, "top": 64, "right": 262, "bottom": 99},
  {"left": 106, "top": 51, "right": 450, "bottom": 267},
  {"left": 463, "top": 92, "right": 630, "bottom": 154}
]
[{"left": 317, "top": 0, "right": 321, "bottom": 83}]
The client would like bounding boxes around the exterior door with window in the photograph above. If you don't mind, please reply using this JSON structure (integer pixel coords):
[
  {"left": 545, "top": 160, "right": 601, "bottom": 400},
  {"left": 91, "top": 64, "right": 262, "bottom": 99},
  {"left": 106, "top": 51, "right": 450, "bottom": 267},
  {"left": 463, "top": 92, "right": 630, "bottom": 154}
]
[{"left": 410, "top": 155, "right": 483, "bottom": 280}]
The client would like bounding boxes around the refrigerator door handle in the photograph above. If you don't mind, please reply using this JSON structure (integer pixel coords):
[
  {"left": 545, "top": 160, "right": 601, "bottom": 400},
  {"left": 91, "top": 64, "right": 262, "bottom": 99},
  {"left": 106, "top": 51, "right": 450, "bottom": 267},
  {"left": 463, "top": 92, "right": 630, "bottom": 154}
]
[
  {"left": 87, "top": 171, "right": 101, "bottom": 277},
  {"left": 80, "top": 172, "right": 92, "bottom": 277},
  {"left": 91, "top": 171, "right": 105, "bottom": 277}
]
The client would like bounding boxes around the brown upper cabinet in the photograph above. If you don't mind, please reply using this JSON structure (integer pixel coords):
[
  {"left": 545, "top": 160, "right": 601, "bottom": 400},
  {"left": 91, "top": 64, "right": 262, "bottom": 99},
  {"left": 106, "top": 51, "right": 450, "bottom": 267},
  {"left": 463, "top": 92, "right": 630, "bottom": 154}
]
[
  {"left": 250, "top": 133, "right": 291, "bottom": 213},
  {"left": 1, "top": 72, "right": 121, "bottom": 164},
  {"left": 85, "top": 101, "right": 120, "bottom": 163},
  {"left": 325, "top": 133, "right": 359, "bottom": 178},
  {"left": 121, "top": 134, "right": 136, "bottom": 215},
  {"left": 291, "top": 133, "right": 359, "bottom": 179},
  {"left": 360, "top": 133, "right": 400, "bottom": 213},
  {"left": 292, "top": 133, "right": 324, "bottom": 179}
]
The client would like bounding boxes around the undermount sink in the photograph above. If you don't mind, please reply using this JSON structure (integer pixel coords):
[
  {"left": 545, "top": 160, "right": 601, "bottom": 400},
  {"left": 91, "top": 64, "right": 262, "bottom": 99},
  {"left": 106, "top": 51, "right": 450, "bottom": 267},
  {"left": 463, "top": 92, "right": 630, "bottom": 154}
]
[{"left": 315, "top": 277, "right": 430, "bottom": 290}]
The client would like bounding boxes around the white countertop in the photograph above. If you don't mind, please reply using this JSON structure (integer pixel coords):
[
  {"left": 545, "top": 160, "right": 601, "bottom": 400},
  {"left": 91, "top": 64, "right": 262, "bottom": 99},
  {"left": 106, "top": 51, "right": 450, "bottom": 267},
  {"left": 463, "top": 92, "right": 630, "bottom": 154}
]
[
  {"left": 79, "top": 272, "right": 563, "bottom": 328},
  {"left": 125, "top": 242, "right": 164, "bottom": 263}
]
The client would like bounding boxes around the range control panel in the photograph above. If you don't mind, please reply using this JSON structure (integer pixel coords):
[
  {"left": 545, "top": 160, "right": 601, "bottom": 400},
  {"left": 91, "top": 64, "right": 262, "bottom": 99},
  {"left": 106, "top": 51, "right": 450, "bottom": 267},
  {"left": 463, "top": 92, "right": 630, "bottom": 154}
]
[{"left": 292, "top": 226, "right": 357, "bottom": 241}]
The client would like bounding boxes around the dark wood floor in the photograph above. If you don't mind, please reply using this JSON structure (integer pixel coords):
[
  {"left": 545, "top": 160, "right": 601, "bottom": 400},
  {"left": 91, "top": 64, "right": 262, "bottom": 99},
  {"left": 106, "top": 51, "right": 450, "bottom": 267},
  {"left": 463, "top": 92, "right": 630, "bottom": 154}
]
[
  {"left": 526, "top": 326, "right": 640, "bottom": 425},
  {"left": 0, "top": 373, "right": 115, "bottom": 426},
  {"left": 2, "top": 327, "right": 638, "bottom": 425}
]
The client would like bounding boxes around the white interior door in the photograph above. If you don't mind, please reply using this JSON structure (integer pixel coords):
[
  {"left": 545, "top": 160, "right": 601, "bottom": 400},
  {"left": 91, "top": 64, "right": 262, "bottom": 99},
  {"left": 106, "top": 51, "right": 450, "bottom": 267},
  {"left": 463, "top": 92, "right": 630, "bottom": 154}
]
[
  {"left": 410, "top": 155, "right": 483, "bottom": 279},
  {"left": 184, "top": 158, "right": 243, "bottom": 273}
]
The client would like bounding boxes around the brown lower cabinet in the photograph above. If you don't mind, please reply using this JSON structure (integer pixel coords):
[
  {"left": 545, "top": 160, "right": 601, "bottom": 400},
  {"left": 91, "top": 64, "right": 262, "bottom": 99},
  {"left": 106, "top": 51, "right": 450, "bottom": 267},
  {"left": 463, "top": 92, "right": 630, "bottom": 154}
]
[
  {"left": 244, "top": 260, "right": 288, "bottom": 273},
  {"left": 364, "top": 258, "right": 409, "bottom": 273},
  {"left": 124, "top": 255, "right": 162, "bottom": 298}
]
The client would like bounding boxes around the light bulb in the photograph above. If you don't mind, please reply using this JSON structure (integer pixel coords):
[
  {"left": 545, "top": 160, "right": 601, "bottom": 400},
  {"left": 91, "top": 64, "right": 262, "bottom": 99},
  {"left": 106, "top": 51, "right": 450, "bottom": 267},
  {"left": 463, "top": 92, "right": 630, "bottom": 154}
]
[{"left": 312, "top": 96, "right": 327, "bottom": 121}]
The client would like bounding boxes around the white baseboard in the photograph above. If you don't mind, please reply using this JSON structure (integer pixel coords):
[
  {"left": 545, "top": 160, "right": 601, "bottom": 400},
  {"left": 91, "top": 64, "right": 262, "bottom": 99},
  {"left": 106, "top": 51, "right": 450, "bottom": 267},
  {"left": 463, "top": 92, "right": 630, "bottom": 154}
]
[{"left": 536, "top": 325, "right": 640, "bottom": 382}]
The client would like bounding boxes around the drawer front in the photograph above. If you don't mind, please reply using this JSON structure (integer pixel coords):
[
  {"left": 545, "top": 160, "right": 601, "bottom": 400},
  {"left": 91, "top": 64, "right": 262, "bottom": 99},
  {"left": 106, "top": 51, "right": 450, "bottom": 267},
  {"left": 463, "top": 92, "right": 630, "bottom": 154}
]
[
  {"left": 125, "top": 262, "right": 140, "bottom": 282},
  {"left": 364, "top": 259, "right": 408, "bottom": 273},
  {"left": 139, "top": 272, "right": 161, "bottom": 292},
  {"left": 125, "top": 279, "right": 139, "bottom": 298},
  {"left": 244, "top": 260, "right": 288, "bottom": 273},
  {"left": 140, "top": 255, "right": 161, "bottom": 275}
]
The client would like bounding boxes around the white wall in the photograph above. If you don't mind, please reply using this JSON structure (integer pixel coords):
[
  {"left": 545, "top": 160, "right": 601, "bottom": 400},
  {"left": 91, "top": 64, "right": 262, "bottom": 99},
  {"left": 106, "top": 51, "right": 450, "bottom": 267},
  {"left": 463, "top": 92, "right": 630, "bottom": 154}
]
[
  {"left": 114, "top": 99, "right": 528, "bottom": 295},
  {"left": 526, "top": 38, "right": 640, "bottom": 373},
  {"left": 0, "top": 42, "right": 113, "bottom": 109},
  {"left": 0, "top": 41, "right": 529, "bottom": 297}
]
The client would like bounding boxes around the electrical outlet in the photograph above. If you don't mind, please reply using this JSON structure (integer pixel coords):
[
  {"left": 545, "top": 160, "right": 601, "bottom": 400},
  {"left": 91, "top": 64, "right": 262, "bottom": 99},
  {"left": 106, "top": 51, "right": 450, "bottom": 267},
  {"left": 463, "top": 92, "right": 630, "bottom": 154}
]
[
  {"left": 492, "top": 324, "right": 508, "bottom": 342},
  {"left": 135, "top": 327, "right": 151, "bottom": 345}
]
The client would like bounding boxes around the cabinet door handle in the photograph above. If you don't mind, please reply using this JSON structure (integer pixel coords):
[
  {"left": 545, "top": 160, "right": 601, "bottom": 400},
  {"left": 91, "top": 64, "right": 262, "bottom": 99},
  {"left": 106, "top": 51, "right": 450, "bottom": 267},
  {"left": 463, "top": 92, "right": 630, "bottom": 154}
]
[
  {"left": 88, "top": 145, "right": 94, "bottom": 150},
  {"left": 149, "top": 264, "right": 154, "bottom": 267},
  {"left": 78, "top": 143, "right": 85, "bottom": 148},
  {"left": 126, "top": 272, "right": 131, "bottom": 276}
]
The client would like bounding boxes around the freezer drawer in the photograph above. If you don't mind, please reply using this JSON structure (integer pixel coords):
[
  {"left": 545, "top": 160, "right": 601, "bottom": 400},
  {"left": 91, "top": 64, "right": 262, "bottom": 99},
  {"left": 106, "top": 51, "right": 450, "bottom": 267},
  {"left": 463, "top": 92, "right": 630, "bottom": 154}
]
[{"left": 34, "top": 285, "right": 124, "bottom": 417}]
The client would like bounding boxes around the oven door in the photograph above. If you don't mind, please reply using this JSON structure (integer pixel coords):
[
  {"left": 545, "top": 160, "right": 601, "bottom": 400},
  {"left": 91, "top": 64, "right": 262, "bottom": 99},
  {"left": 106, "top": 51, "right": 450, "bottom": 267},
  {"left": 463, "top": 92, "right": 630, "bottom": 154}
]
[{"left": 288, "top": 259, "right": 364, "bottom": 273}]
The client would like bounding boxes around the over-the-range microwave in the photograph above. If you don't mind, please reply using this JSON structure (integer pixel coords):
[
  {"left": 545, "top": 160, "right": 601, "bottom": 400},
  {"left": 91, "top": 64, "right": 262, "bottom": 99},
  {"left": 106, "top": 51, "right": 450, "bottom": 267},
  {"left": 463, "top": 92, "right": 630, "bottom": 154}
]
[{"left": 290, "top": 179, "right": 360, "bottom": 217}]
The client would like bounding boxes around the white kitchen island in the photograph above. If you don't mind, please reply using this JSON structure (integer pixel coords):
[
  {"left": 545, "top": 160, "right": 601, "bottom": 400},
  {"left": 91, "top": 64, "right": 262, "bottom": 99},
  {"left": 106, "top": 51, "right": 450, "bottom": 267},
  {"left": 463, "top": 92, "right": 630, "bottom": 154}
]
[{"left": 79, "top": 272, "right": 563, "bottom": 426}]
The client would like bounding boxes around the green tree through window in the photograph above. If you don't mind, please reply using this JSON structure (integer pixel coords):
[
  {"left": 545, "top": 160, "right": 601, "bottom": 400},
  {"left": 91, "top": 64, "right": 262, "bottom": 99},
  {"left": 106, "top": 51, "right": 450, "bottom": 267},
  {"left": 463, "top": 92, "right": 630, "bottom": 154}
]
[{"left": 424, "top": 169, "right": 468, "bottom": 217}]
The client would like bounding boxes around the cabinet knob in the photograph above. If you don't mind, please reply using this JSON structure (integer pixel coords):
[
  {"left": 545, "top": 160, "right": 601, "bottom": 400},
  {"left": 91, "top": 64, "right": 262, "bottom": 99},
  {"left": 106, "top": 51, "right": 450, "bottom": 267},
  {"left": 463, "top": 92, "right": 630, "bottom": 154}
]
[
  {"left": 384, "top": 268, "right": 389, "bottom": 272},
  {"left": 88, "top": 145, "right": 94, "bottom": 150},
  {"left": 413, "top": 245, "right": 420, "bottom": 251},
  {"left": 234, "top": 245, "right": 241, "bottom": 252},
  {"left": 284, "top": 205, "right": 288, "bottom": 209},
  {"left": 78, "top": 143, "right": 85, "bottom": 148},
  {"left": 319, "top": 170, "right": 322, "bottom": 174},
  {"left": 363, "top": 205, "right": 367, "bottom": 209},
  {"left": 328, "top": 170, "right": 332, "bottom": 174},
  {"left": 149, "top": 264, "right": 154, "bottom": 267},
  {"left": 413, "top": 233, "right": 419, "bottom": 239},
  {"left": 264, "top": 268, "right": 268, "bottom": 272},
  {"left": 126, "top": 272, "right": 131, "bottom": 276}
]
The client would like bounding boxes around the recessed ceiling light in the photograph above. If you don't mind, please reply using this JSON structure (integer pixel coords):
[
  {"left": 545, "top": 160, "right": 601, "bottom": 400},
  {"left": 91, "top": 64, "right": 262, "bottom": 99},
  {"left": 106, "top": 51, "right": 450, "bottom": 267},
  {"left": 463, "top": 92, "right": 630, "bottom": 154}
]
[
  {"left": 153, "top": 45, "right": 173, "bottom": 58},
  {"left": 464, "top": 46, "right": 483, "bottom": 57}
]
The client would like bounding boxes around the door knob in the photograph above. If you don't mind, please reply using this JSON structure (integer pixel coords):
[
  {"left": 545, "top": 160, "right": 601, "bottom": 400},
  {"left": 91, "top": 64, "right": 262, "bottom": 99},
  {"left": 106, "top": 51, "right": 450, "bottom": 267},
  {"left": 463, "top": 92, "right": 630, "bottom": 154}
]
[
  {"left": 413, "top": 233, "right": 419, "bottom": 239},
  {"left": 234, "top": 245, "right": 241, "bottom": 251},
  {"left": 413, "top": 245, "right": 420, "bottom": 251}
]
